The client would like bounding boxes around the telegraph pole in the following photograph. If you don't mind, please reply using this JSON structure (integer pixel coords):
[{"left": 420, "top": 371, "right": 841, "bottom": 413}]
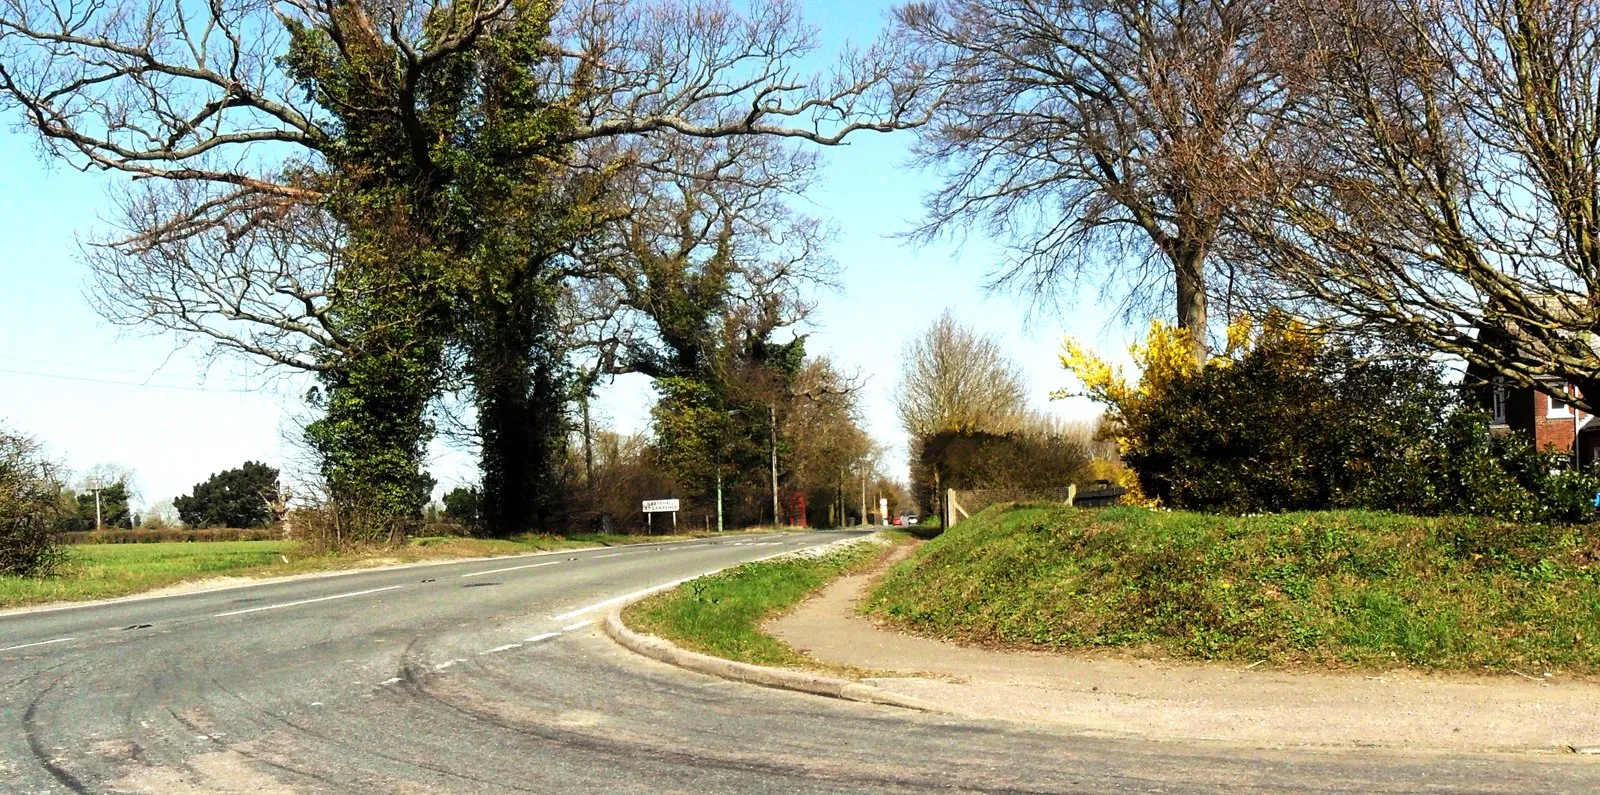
[
  {"left": 87, "top": 477, "right": 103, "bottom": 530},
  {"left": 768, "top": 403, "right": 780, "bottom": 526},
  {"left": 860, "top": 462, "right": 868, "bottom": 527}
]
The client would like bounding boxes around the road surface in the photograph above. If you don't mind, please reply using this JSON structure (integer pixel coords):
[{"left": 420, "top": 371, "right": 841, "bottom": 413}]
[{"left": 2, "top": 529, "right": 1595, "bottom": 793}]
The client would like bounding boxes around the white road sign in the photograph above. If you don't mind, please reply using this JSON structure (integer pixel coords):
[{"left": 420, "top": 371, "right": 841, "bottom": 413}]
[{"left": 642, "top": 499, "right": 681, "bottom": 513}]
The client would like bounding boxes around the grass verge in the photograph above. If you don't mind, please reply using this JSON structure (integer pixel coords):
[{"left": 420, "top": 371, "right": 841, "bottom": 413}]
[
  {"left": 624, "top": 536, "right": 894, "bottom": 668},
  {"left": 0, "top": 527, "right": 784, "bottom": 610},
  {"left": 865, "top": 505, "right": 1600, "bottom": 674}
]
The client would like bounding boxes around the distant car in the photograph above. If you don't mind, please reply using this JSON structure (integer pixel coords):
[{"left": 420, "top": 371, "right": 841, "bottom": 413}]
[
  {"left": 891, "top": 516, "right": 905, "bottom": 526},
  {"left": 906, "top": 516, "right": 919, "bottom": 525}
]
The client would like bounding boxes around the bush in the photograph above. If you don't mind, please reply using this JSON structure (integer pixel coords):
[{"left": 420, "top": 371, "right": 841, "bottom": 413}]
[
  {"left": 174, "top": 461, "right": 280, "bottom": 528},
  {"left": 1063, "top": 316, "right": 1600, "bottom": 522},
  {"left": 441, "top": 486, "right": 482, "bottom": 531},
  {"left": 0, "top": 428, "right": 66, "bottom": 577},
  {"left": 54, "top": 527, "right": 282, "bottom": 544},
  {"left": 909, "top": 427, "right": 1092, "bottom": 514}
]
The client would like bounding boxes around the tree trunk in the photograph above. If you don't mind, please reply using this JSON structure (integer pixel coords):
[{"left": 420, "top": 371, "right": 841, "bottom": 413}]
[
  {"left": 1175, "top": 249, "right": 1209, "bottom": 364},
  {"left": 470, "top": 276, "right": 569, "bottom": 538}
]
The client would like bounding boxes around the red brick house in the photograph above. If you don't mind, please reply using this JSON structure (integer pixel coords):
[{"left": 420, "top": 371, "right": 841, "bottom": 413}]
[{"left": 1469, "top": 372, "right": 1600, "bottom": 464}]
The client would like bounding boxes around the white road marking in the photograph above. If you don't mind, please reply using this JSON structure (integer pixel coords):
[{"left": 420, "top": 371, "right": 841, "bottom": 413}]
[
  {"left": 523, "top": 632, "right": 560, "bottom": 643},
  {"left": 550, "top": 577, "right": 698, "bottom": 621},
  {"left": 561, "top": 620, "right": 593, "bottom": 632},
  {"left": 481, "top": 643, "right": 522, "bottom": 654},
  {"left": 459, "top": 560, "right": 560, "bottom": 578},
  {"left": 212, "top": 585, "right": 404, "bottom": 617},
  {"left": 379, "top": 677, "right": 403, "bottom": 686},
  {"left": 435, "top": 658, "right": 465, "bottom": 671},
  {"left": 0, "top": 636, "right": 76, "bottom": 652},
  {"left": 591, "top": 552, "right": 625, "bottom": 559}
]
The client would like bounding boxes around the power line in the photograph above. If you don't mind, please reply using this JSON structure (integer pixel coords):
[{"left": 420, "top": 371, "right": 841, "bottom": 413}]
[
  {"left": 0, "top": 366, "right": 259, "bottom": 393},
  {"left": 0, "top": 353, "right": 199, "bottom": 377}
]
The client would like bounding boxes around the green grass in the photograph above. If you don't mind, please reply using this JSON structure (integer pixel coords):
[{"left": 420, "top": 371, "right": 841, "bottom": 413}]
[
  {"left": 865, "top": 505, "right": 1600, "bottom": 674},
  {"left": 0, "top": 526, "right": 789, "bottom": 609},
  {"left": 625, "top": 540, "right": 890, "bottom": 667}
]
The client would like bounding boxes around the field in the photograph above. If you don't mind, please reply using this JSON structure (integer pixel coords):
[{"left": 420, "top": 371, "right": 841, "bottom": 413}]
[
  {"left": 0, "top": 529, "right": 778, "bottom": 609},
  {"left": 866, "top": 505, "right": 1600, "bottom": 673}
]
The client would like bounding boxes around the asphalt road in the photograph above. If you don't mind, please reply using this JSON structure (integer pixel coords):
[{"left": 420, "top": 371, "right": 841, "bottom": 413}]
[{"left": 2, "top": 529, "right": 1597, "bottom": 794}]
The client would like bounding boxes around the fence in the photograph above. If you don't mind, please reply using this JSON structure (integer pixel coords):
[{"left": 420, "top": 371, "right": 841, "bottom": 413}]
[{"left": 943, "top": 482, "right": 1129, "bottom": 528}]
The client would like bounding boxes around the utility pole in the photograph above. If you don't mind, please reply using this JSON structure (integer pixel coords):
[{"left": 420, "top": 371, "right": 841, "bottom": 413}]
[
  {"left": 860, "top": 462, "right": 868, "bottom": 527},
  {"left": 87, "top": 477, "right": 103, "bottom": 530},
  {"left": 716, "top": 408, "right": 745, "bottom": 533},
  {"left": 581, "top": 391, "right": 595, "bottom": 489},
  {"left": 769, "top": 402, "right": 780, "bottom": 526}
]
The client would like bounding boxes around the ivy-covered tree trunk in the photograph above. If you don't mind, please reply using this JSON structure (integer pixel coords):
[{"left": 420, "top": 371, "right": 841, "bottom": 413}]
[
  {"left": 305, "top": 283, "right": 442, "bottom": 543},
  {"left": 470, "top": 273, "right": 570, "bottom": 537}
]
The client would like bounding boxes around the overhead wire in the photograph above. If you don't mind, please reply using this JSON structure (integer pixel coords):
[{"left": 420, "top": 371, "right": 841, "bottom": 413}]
[{"left": 0, "top": 366, "right": 260, "bottom": 393}]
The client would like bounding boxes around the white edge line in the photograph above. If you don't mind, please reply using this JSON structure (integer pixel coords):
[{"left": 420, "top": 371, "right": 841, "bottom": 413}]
[
  {"left": 523, "top": 632, "right": 560, "bottom": 643},
  {"left": 549, "top": 578, "right": 696, "bottom": 622},
  {"left": 212, "top": 585, "right": 404, "bottom": 617},
  {"left": 0, "top": 636, "right": 76, "bottom": 652},
  {"left": 481, "top": 643, "right": 522, "bottom": 654},
  {"left": 549, "top": 542, "right": 820, "bottom": 622},
  {"left": 460, "top": 560, "right": 561, "bottom": 578},
  {"left": 561, "top": 620, "right": 593, "bottom": 632}
]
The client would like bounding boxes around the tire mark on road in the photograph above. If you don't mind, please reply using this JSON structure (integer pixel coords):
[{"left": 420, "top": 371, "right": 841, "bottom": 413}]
[{"left": 22, "top": 674, "right": 91, "bottom": 794}]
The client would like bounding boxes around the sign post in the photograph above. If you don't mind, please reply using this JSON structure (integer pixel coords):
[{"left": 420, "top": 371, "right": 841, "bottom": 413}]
[{"left": 642, "top": 499, "right": 681, "bottom": 536}]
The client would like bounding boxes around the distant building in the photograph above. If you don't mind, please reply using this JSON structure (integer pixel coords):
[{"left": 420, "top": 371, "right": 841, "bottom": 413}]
[{"left": 1467, "top": 370, "right": 1596, "bottom": 464}]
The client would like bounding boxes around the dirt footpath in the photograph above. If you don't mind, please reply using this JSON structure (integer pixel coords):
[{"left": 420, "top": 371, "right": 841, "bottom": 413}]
[{"left": 766, "top": 547, "right": 1600, "bottom": 753}]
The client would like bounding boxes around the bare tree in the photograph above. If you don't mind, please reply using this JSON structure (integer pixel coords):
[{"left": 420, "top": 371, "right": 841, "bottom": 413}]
[
  {"left": 896, "top": 0, "right": 1287, "bottom": 361},
  {"left": 896, "top": 310, "right": 1030, "bottom": 438},
  {"left": 782, "top": 357, "right": 872, "bottom": 525},
  {"left": 1241, "top": 0, "right": 1600, "bottom": 409},
  {"left": 0, "top": 0, "right": 922, "bottom": 373},
  {"left": 0, "top": 0, "right": 928, "bottom": 535},
  {"left": 571, "top": 132, "right": 835, "bottom": 380}
]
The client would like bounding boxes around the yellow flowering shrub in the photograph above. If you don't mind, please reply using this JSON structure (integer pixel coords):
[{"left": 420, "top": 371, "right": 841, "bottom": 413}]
[{"left": 1054, "top": 314, "right": 1309, "bottom": 509}]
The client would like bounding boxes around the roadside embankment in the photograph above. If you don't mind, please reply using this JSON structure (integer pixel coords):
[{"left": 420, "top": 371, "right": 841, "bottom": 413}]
[
  {"left": 865, "top": 505, "right": 1600, "bottom": 674},
  {"left": 769, "top": 546, "right": 1600, "bottom": 752}
]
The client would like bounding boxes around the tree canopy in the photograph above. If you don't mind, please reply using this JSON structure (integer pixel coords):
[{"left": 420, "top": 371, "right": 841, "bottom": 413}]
[{"left": 174, "top": 462, "right": 282, "bottom": 529}]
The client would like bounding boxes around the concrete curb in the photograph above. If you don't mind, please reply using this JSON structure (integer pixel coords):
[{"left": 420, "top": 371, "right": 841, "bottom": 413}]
[
  {"left": 603, "top": 608, "right": 940, "bottom": 712},
  {"left": 600, "top": 537, "right": 944, "bottom": 713}
]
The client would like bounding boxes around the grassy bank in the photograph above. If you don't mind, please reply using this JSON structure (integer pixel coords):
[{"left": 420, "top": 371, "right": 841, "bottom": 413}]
[
  {"left": 866, "top": 505, "right": 1600, "bottom": 674},
  {"left": 0, "top": 528, "right": 782, "bottom": 609},
  {"left": 624, "top": 538, "right": 890, "bottom": 667}
]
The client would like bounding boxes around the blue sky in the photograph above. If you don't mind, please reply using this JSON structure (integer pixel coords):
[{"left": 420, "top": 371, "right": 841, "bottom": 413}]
[{"left": 0, "top": 0, "right": 1136, "bottom": 510}]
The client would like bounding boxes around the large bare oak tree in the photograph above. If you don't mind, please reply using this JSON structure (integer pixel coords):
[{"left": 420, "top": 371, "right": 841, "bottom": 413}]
[
  {"left": 896, "top": 0, "right": 1287, "bottom": 362},
  {"left": 1241, "top": 0, "right": 1600, "bottom": 410}
]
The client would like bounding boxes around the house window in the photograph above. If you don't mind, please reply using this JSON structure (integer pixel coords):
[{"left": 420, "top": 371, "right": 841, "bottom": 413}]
[
  {"left": 1491, "top": 377, "right": 1507, "bottom": 425},
  {"left": 1548, "top": 385, "right": 1574, "bottom": 418}
]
